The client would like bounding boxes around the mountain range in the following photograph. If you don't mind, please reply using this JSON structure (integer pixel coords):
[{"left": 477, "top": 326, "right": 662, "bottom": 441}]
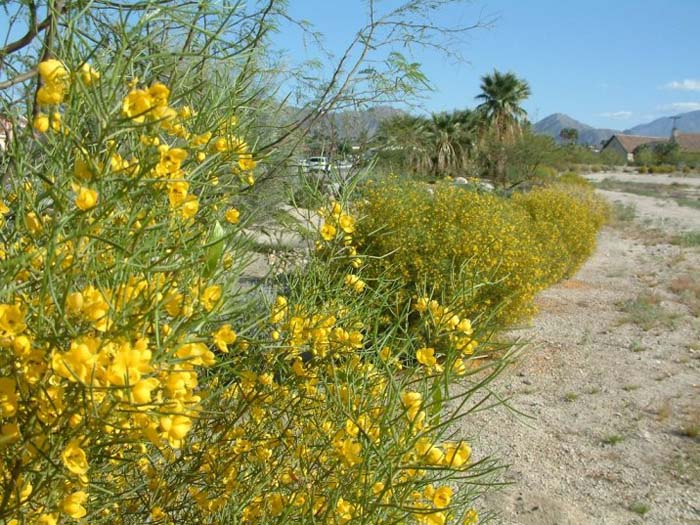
[
  {"left": 305, "top": 106, "right": 700, "bottom": 147},
  {"left": 532, "top": 110, "right": 700, "bottom": 145}
]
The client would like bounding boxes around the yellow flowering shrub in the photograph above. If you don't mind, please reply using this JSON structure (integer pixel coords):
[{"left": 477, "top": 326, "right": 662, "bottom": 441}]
[
  {"left": 0, "top": 59, "right": 498, "bottom": 525},
  {"left": 512, "top": 184, "right": 608, "bottom": 281},
  {"left": 356, "top": 179, "right": 607, "bottom": 326}
]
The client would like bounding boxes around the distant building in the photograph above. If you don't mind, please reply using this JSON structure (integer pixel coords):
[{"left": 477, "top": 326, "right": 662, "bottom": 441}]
[
  {"left": 600, "top": 134, "right": 666, "bottom": 162},
  {"left": 0, "top": 114, "right": 27, "bottom": 152},
  {"left": 673, "top": 131, "right": 700, "bottom": 152},
  {"left": 0, "top": 114, "right": 13, "bottom": 152},
  {"left": 601, "top": 131, "right": 700, "bottom": 162}
]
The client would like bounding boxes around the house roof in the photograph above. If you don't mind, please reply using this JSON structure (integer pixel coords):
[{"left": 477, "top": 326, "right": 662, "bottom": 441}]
[
  {"left": 605, "top": 134, "right": 667, "bottom": 153},
  {"left": 602, "top": 132, "right": 700, "bottom": 154},
  {"left": 676, "top": 133, "right": 700, "bottom": 152}
]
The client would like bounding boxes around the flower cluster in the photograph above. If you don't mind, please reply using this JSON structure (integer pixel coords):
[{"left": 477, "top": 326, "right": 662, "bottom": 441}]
[{"left": 1, "top": 58, "right": 493, "bottom": 525}]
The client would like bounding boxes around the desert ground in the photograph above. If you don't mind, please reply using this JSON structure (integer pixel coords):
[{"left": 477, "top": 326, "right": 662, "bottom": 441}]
[{"left": 473, "top": 171, "right": 700, "bottom": 524}]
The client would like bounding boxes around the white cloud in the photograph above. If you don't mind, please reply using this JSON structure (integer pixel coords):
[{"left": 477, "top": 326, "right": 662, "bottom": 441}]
[
  {"left": 664, "top": 79, "right": 700, "bottom": 91},
  {"left": 598, "top": 111, "right": 633, "bottom": 119},
  {"left": 657, "top": 102, "right": 700, "bottom": 112}
]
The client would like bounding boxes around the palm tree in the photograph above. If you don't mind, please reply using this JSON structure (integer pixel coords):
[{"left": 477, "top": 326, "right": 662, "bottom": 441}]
[
  {"left": 559, "top": 127, "right": 579, "bottom": 145},
  {"left": 475, "top": 70, "right": 531, "bottom": 185},
  {"left": 476, "top": 70, "right": 531, "bottom": 139},
  {"left": 378, "top": 109, "right": 480, "bottom": 177},
  {"left": 427, "top": 109, "right": 479, "bottom": 175},
  {"left": 377, "top": 114, "right": 432, "bottom": 174}
]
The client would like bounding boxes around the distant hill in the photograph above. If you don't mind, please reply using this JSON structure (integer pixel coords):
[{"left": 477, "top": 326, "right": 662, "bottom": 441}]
[
  {"left": 533, "top": 113, "right": 619, "bottom": 146},
  {"left": 310, "top": 106, "right": 407, "bottom": 142},
  {"left": 624, "top": 110, "right": 700, "bottom": 137}
]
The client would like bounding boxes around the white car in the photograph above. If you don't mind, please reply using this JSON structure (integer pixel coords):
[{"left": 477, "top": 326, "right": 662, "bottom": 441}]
[{"left": 307, "top": 156, "right": 330, "bottom": 173}]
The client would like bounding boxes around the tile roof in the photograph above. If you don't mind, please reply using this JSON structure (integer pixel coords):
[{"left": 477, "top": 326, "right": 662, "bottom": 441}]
[
  {"left": 612, "top": 134, "right": 666, "bottom": 153},
  {"left": 676, "top": 133, "right": 700, "bottom": 152}
]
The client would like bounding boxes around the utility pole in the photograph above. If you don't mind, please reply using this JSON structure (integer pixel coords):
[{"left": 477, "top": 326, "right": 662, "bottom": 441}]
[{"left": 670, "top": 115, "right": 681, "bottom": 141}]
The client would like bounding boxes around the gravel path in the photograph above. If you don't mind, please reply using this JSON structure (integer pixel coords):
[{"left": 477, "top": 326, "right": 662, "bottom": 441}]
[{"left": 470, "top": 179, "right": 700, "bottom": 524}]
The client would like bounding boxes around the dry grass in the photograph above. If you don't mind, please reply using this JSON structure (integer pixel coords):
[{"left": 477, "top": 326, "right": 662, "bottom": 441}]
[
  {"left": 668, "top": 274, "right": 700, "bottom": 317},
  {"left": 618, "top": 292, "right": 680, "bottom": 331}
]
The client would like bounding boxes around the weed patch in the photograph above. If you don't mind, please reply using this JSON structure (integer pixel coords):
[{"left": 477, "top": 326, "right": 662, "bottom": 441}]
[
  {"left": 618, "top": 293, "right": 678, "bottom": 331},
  {"left": 602, "top": 434, "right": 625, "bottom": 445},
  {"left": 671, "top": 231, "right": 700, "bottom": 247}
]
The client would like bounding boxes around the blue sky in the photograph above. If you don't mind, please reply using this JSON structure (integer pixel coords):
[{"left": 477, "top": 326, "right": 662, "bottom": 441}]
[
  {"left": 2, "top": 1, "right": 698, "bottom": 130},
  {"left": 280, "top": 0, "right": 700, "bottom": 130}
]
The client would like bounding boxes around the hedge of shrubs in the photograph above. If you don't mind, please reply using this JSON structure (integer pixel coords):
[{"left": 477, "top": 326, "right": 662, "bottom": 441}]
[{"left": 356, "top": 179, "right": 607, "bottom": 326}]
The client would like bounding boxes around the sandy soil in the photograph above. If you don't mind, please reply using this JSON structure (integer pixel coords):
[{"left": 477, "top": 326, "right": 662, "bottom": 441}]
[
  {"left": 470, "top": 176, "right": 700, "bottom": 524},
  {"left": 585, "top": 171, "right": 700, "bottom": 186}
]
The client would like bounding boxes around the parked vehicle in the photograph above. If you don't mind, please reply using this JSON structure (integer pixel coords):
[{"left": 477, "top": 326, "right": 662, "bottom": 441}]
[{"left": 307, "top": 156, "right": 330, "bottom": 173}]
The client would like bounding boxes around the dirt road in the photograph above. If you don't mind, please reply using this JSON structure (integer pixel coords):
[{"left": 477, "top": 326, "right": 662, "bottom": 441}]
[{"left": 472, "top": 175, "right": 700, "bottom": 524}]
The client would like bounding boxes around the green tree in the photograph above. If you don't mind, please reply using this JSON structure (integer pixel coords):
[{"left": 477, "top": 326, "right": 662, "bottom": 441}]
[
  {"left": 559, "top": 127, "right": 579, "bottom": 145},
  {"left": 475, "top": 70, "right": 531, "bottom": 186}
]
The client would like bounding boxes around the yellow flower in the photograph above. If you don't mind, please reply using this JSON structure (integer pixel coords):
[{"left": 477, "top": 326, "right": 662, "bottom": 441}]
[
  {"left": 225, "top": 208, "right": 240, "bottom": 224},
  {"left": 167, "top": 181, "right": 189, "bottom": 208},
  {"left": 0, "top": 303, "right": 26, "bottom": 335},
  {"left": 414, "top": 296, "right": 430, "bottom": 313},
  {"left": 62, "top": 439, "right": 88, "bottom": 476},
  {"left": 82, "top": 286, "right": 110, "bottom": 331},
  {"left": 336, "top": 498, "right": 354, "bottom": 524},
  {"left": 192, "top": 131, "right": 211, "bottom": 146},
  {"left": 60, "top": 490, "right": 88, "bottom": 519},
  {"left": 433, "top": 486, "right": 452, "bottom": 508},
  {"left": 415, "top": 437, "right": 444, "bottom": 465},
  {"left": 33, "top": 113, "right": 50, "bottom": 133},
  {"left": 268, "top": 493, "right": 285, "bottom": 516},
  {"left": 156, "top": 145, "right": 188, "bottom": 175},
  {"left": 338, "top": 214, "right": 355, "bottom": 233},
  {"left": 36, "top": 514, "right": 58, "bottom": 525},
  {"left": 1, "top": 422, "right": 20, "bottom": 444},
  {"left": 122, "top": 88, "right": 154, "bottom": 122},
  {"left": 443, "top": 441, "right": 471, "bottom": 467},
  {"left": 50, "top": 111, "right": 62, "bottom": 132},
  {"left": 201, "top": 284, "right": 222, "bottom": 312},
  {"left": 416, "top": 347, "right": 437, "bottom": 368},
  {"left": 270, "top": 296, "right": 287, "bottom": 323},
  {"left": 463, "top": 508, "right": 479, "bottom": 525},
  {"left": 401, "top": 391, "right": 422, "bottom": 410},
  {"left": 180, "top": 195, "right": 199, "bottom": 220},
  {"left": 38, "top": 59, "right": 69, "bottom": 84},
  {"left": 0, "top": 377, "right": 18, "bottom": 417},
  {"left": 320, "top": 223, "right": 337, "bottom": 241},
  {"left": 37, "top": 84, "right": 65, "bottom": 105},
  {"left": 213, "top": 324, "right": 237, "bottom": 352},
  {"left": 75, "top": 186, "right": 98, "bottom": 211},
  {"left": 132, "top": 377, "right": 160, "bottom": 404},
  {"left": 160, "top": 414, "right": 192, "bottom": 447},
  {"left": 79, "top": 63, "right": 100, "bottom": 85},
  {"left": 148, "top": 82, "right": 170, "bottom": 107},
  {"left": 344, "top": 274, "right": 366, "bottom": 293},
  {"left": 26, "top": 211, "right": 42, "bottom": 234},
  {"left": 238, "top": 154, "right": 257, "bottom": 171},
  {"left": 66, "top": 291, "right": 84, "bottom": 314},
  {"left": 176, "top": 342, "right": 215, "bottom": 367}
]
